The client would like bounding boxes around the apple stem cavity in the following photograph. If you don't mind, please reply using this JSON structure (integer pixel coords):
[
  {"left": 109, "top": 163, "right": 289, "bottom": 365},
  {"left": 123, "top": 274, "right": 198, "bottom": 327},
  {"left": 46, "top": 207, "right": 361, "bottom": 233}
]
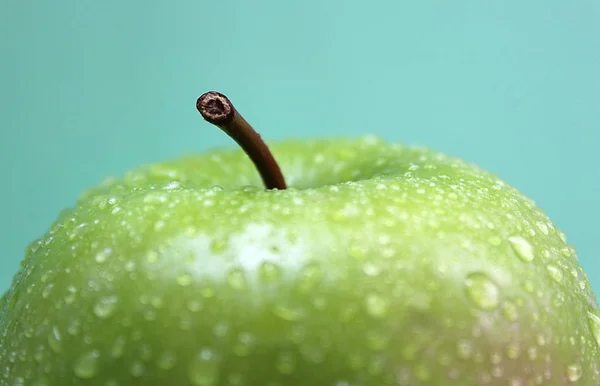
[{"left": 196, "top": 91, "right": 287, "bottom": 190}]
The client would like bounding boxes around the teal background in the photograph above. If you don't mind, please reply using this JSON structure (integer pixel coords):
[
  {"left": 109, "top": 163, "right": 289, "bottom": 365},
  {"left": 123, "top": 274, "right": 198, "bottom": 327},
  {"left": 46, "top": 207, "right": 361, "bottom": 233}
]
[{"left": 1, "top": 1, "right": 598, "bottom": 294}]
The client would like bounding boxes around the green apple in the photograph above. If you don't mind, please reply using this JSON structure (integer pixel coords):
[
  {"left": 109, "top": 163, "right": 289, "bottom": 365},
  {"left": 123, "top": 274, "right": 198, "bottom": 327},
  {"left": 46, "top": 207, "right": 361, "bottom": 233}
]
[{"left": 1, "top": 92, "right": 599, "bottom": 386}]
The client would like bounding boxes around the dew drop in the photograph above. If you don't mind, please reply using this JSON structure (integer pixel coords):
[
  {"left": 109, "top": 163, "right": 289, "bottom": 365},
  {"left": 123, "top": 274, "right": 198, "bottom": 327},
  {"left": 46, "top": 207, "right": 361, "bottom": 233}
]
[
  {"left": 146, "top": 251, "right": 159, "bottom": 263},
  {"left": 188, "top": 348, "right": 219, "bottom": 386},
  {"left": 271, "top": 305, "right": 302, "bottom": 321},
  {"left": 536, "top": 222, "right": 549, "bottom": 235},
  {"left": 506, "top": 342, "right": 520, "bottom": 359},
  {"left": 93, "top": 295, "right": 119, "bottom": 319},
  {"left": 297, "top": 262, "right": 322, "bottom": 293},
  {"left": 157, "top": 351, "right": 177, "bottom": 370},
  {"left": 546, "top": 265, "right": 563, "bottom": 283},
  {"left": 227, "top": 269, "right": 247, "bottom": 290},
  {"left": 42, "top": 284, "right": 54, "bottom": 299},
  {"left": 111, "top": 336, "right": 126, "bottom": 358},
  {"left": 587, "top": 312, "right": 600, "bottom": 347},
  {"left": 177, "top": 274, "right": 193, "bottom": 287},
  {"left": 508, "top": 236, "right": 535, "bottom": 262},
  {"left": 259, "top": 262, "right": 282, "bottom": 283},
  {"left": 464, "top": 272, "right": 500, "bottom": 310},
  {"left": 365, "top": 294, "right": 389, "bottom": 318},
  {"left": 457, "top": 340, "right": 473, "bottom": 359},
  {"left": 567, "top": 363, "right": 583, "bottom": 382},
  {"left": 95, "top": 248, "right": 112, "bottom": 263},
  {"left": 130, "top": 360, "right": 145, "bottom": 377},
  {"left": 501, "top": 301, "right": 519, "bottom": 322},
  {"left": 73, "top": 350, "right": 100, "bottom": 379},
  {"left": 276, "top": 352, "right": 296, "bottom": 374},
  {"left": 47, "top": 326, "right": 62, "bottom": 353}
]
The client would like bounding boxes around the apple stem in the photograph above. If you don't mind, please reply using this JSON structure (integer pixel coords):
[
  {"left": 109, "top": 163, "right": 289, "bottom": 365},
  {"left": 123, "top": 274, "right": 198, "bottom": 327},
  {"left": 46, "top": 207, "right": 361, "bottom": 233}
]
[{"left": 196, "top": 91, "right": 287, "bottom": 190}]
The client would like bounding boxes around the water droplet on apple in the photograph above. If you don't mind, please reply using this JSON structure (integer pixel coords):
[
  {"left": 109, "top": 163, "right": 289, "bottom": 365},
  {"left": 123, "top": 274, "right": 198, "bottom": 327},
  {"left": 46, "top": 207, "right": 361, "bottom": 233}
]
[
  {"left": 259, "top": 262, "right": 282, "bottom": 283},
  {"left": 456, "top": 340, "right": 473, "bottom": 359},
  {"left": 47, "top": 326, "right": 62, "bottom": 353},
  {"left": 362, "top": 262, "right": 381, "bottom": 277},
  {"left": 464, "top": 272, "right": 500, "bottom": 310},
  {"left": 227, "top": 268, "right": 247, "bottom": 290},
  {"left": 527, "top": 346, "right": 538, "bottom": 360},
  {"left": 73, "top": 350, "right": 100, "bottom": 379},
  {"left": 111, "top": 336, "right": 126, "bottom": 358},
  {"left": 567, "top": 363, "right": 583, "bottom": 382},
  {"left": 93, "top": 295, "right": 119, "bottom": 318},
  {"left": 63, "top": 285, "right": 78, "bottom": 304},
  {"left": 271, "top": 305, "right": 303, "bottom": 321},
  {"left": 234, "top": 332, "right": 255, "bottom": 357},
  {"left": 536, "top": 221, "right": 549, "bottom": 235},
  {"left": 146, "top": 250, "right": 159, "bottom": 263},
  {"left": 177, "top": 274, "right": 193, "bottom": 287},
  {"left": 365, "top": 294, "right": 389, "bottom": 318},
  {"left": 276, "top": 352, "right": 296, "bottom": 374},
  {"left": 130, "top": 360, "right": 145, "bottom": 377},
  {"left": 506, "top": 342, "right": 520, "bottom": 359},
  {"left": 95, "top": 248, "right": 112, "bottom": 263},
  {"left": 42, "top": 283, "right": 54, "bottom": 299},
  {"left": 188, "top": 348, "right": 219, "bottom": 386},
  {"left": 508, "top": 236, "right": 535, "bottom": 262},
  {"left": 501, "top": 300, "right": 519, "bottom": 322},
  {"left": 157, "top": 351, "right": 177, "bottom": 370},
  {"left": 587, "top": 312, "right": 600, "bottom": 347},
  {"left": 546, "top": 264, "right": 563, "bottom": 283}
]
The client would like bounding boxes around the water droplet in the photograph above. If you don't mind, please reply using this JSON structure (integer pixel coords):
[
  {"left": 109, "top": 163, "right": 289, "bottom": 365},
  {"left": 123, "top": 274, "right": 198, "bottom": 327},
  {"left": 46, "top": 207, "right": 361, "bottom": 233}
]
[
  {"left": 157, "top": 351, "right": 177, "bottom": 370},
  {"left": 111, "top": 336, "right": 126, "bottom": 358},
  {"left": 177, "top": 274, "right": 193, "bottom": 287},
  {"left": 362, "top": 262, "right": 381, "bottom": 277},
  {"left": 546, "top": 265, "right": 563, "bottom": 283},
  {"left": 536, "top": 222, "right": 549, "bottom": 235},
  {"left": 259, "top": 262, "right": 282, "bottom": 283},
  {"left": 271, "top": 306, "right": 302, "bottom": 321},
  {"left": 276, "top": 352, "right": 296, "bottom": 374},
  {"left": 93, "top": 295, "right": 119, "bottom": 318},
  {"left": 187, "top": 299, "right": 202, "bottom": 312},
  {"left": 587, "top": 312, "right": 600, "bottom": 347},
  {"left": 567, "top": 363, "right": 583, "bottom": 382},
  {"left": 146, "top": 251, "right": 159, "bottom": 263},
  {"left": 488, "top": 236, "right": 502, "bottom": 246},
  {"left": 95, "top": 248, "right": 112, "bottom": 263},
  {"left": 506, "top": 342, "right": 520, "bottom": 359},
  {"left": 234, "top": 333, "right": 255, "bottom": 357},
  {"left": 457, "top": 340, "right": 473, "bottom": 359},
  {"left": 414, "top": 364, "right": 431, "bottom": 382},
  {"left": 64, "top": 285, "right": 78, "bottom": 304},
  {"left": 188, "top": 348, "right": 219, "bottom": 386},
  {"left": 501, "top": 301, "right": 519, "bottom": 322},
  {"left": 508, "top": 236, "right": 535, "bottom": 262},
  {"left": 47, "top": 326, "right": 62, "bottom": 353},
  {"left": 365, "top": 294, "right": 389, "bottom": 318},
  {"left": 464, "top": 272, "right": 500, "bottom": 310},
  {"left": 130, "top": 360, "right": 145, "bottom": 377},
  {"left": 73, "top": 350, "right": 100, "bottom": 379},
  {"left": 42, "top": 284, "right": 54, "bottom": 299},
  {"left": 227, "top": 269, "right": 247, "bottom": 290}
]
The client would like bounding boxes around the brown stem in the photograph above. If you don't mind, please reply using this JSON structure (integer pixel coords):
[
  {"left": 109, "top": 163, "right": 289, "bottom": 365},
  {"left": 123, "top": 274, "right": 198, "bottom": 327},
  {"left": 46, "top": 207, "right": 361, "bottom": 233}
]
[{"left": 196, "top": 91, "right": 287, "bottom": 190}]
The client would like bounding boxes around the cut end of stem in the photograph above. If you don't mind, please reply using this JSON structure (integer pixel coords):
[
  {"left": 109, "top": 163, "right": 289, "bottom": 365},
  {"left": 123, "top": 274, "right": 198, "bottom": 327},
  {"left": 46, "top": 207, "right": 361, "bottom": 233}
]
[
  {"left": 197, "top": 92, "right": 234, "bottom": 125},
  {"left": 196, "top": 91, "right": 287, "bottom": 191}
]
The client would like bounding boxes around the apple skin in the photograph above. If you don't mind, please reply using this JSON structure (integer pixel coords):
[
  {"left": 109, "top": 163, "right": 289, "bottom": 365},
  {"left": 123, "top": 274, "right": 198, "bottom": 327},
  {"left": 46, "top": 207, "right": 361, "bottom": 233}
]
[{"left": 1, "top": 136, "right": 599, "bottom": 385}]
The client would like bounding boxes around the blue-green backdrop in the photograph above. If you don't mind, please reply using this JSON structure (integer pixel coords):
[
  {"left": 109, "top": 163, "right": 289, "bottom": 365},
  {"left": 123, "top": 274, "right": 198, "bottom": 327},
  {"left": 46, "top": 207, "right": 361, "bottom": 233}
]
[{"left": 1, "top": 1, "right": 598, "bottom": 294}]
